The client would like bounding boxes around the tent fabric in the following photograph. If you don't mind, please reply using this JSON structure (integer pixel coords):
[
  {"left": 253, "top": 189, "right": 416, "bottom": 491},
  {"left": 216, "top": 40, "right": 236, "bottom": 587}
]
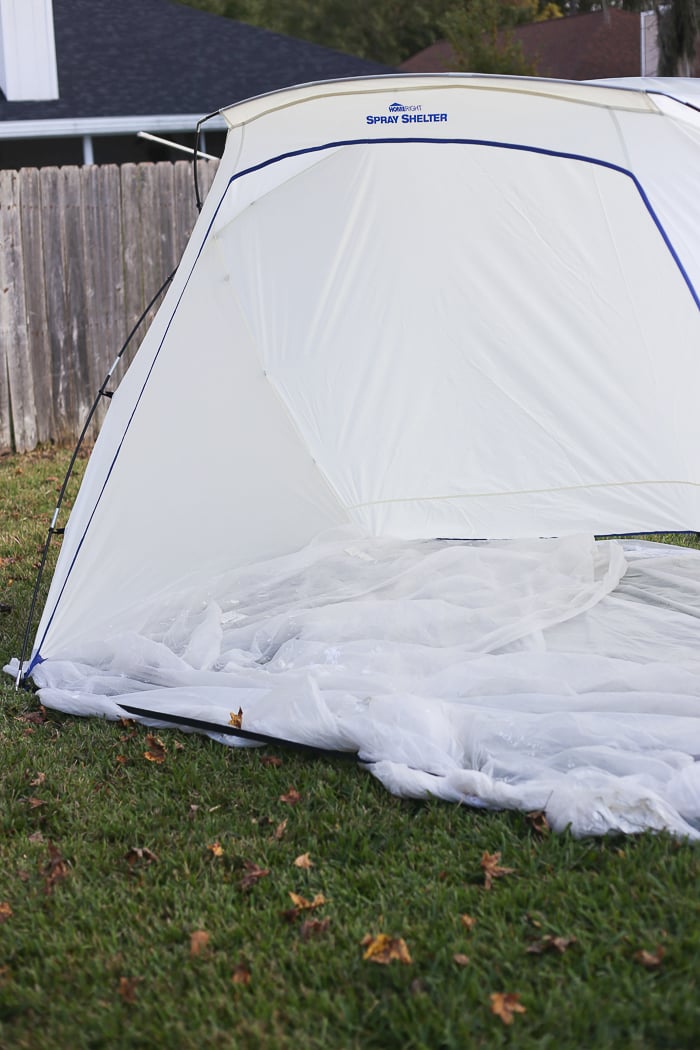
[{"left": 9, "top": 75, "right": 700, "bottom": 838}]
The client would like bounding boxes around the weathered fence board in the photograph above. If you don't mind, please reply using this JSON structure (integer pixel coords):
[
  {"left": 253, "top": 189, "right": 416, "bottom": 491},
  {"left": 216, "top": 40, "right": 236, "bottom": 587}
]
[
  {"left": 0, "top": 157, "right": 218, "bottom": 453},
  {"left": 0, "top": 169, "right": 37, "bottom": 452}
]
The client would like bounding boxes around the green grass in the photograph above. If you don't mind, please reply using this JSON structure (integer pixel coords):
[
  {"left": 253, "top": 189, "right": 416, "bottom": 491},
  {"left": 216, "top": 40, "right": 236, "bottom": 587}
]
[{"left": 1, "top": 448, "right": 699, "bottom": 1050}]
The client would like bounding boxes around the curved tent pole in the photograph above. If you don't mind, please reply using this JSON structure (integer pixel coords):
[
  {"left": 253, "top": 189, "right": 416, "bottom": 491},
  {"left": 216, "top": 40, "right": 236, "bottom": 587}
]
[
  {"left": 15, "top": 269, "right": 178, "bottom": 689},
  {"left": 193, "top": 109, "right": 221, "bottom": 213}
]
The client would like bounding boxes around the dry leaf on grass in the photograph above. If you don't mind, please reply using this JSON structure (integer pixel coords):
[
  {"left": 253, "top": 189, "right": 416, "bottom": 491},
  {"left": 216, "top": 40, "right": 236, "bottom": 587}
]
[
  {"left": 260, "top": 755, "right": 282, "bottom": 768},
  {"left": 634, "top": 946, "right": 665, "bottom": 968},
  {"left": 125, "top": 847, "right": 158, "bottom": 867},
  {"left": 526, "top": 935, "right": 577, "bottom": 955},
  {"left": 30, "top": 773, "right": 46, "bottom": 787},
  {"left": 189, "top": 930, "right": 210, "bottom": 958},
  {"left": 279, "top": 788, "right": 301, "bottom": 805},
  {"left": 460, "top": 914, "right": 477, "bottom": 932},
  {"left": 526, "top": 810, "right": 550, "bottom": 835},
  {"left": 361, "top": 933, "right": 412, "bottom": 965},
  {"left": 231, "top": 962, "right": 251, "bottom": 985},
  {"left": 300, "top": 917, "right": 331, "bottom": 940},
  {"left": 294, "top": 853, "right": 313, "bottom": 869},
  {"left": 207, "top": 841, "right": 224, "bottom": 857},
  {"left": 283, "top": 892, "right": 327, "bottom": 922},
  {"left": 229, "top": 708, "right": 243, "bottom": 729},
  {"left": 481, "top": 851, "right": 516, "bottom": 891},
  {"left": 26, "top": 796, "right": 45, "bottom": 809},
  {"left": 0, "top": 902, "right": 13, "bottom": 923},
  {"left": 41, "top": 842, "right": 70, "bottom": 895},
  {"left": 453, "top": 953, "right": 470, "bottom": 967},
  {"left": 143, "top": 734, "right": 167, "bottom": 764},
  {"left": 490, "top": 992, "right": 526, "bottom": 1025},
  {"left": 273, "top": 819, "right": 288, "bottom": 841},
  {"left": 118, "top": 976, "right": 140, "bottom": 1004},
  {"left": 240, "top": 861, "right": 270, "bottom": 891}
]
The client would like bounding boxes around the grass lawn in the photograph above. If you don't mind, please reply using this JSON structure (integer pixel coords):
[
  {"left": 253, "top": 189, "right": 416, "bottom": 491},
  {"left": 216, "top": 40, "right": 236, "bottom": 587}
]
[{"left": 1, "top": 448, "right": 699, "bottom": 1049}]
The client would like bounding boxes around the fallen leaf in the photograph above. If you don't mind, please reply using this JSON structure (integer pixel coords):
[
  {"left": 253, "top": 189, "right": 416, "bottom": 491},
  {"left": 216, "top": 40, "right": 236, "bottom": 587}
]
[
  {"left": 362, "top": 933, "right": 412, "bottom": 965},
  {"left": 260, "top": 755, "right": 282, "bottom": 768},
  {"left": 229, "top": 708, "right": 243, "bottom": 729},
  {"left": 189, "top": 930, "right": 210, "bottom": 958},
  {"left": 231, "top": 962, "right": 251, "bottom": 985},
  {"left": 26, "top": 796, "right": 46, "bottom": 809},
  {"left": 240, "top": 861, "right": 270, "bottom": 891},
  {"left": 453, "top": 953, "right": 470, "bottom": 967},
  {"left": 18, "top": 708, "right": 47, "bottom": 725},
  {"left": 280, "top": 788, "right": 301, "bottom": 805},
  {"left": 526, "top": 935, "right": 577, "bottom": 955},
  {"left": 526, "top": 810, "right": 550, "bottom": 835},
  {"left": 300, "top": 917, "right": 331, "bottom": 940},
  {"left": 490, "top": 992, "right": 526, "bottom": 1025},
  {"left": 118, "top": 976, "right": 139, "bottom": 1004},
  {"left": 480, "top": 851, "right": 515, "bottom": 891},
  {"left": 460, "top": 914, "right": 477, "bottom": 932},
  {"left": 143, "top": 734, "right": 167, "bottom": 763},
  {"left": 174, "top": 741, "right": 185, "bottom": 751},
  {"left": 30, "top": 773, "right": 46, "bottom": 787},
  {"left": 115, "top": 755, "right": 128, "bottom": 765},
  {"left": 125, "top": 847, "right": 159, "bottom": 867},
  {"left": 41, "top": 842, "right": 70, "bottom": 895},
  {"left": 634, "top": 946, "right": 665, "bottom": 968},
  {"left": 207, "top": 842, "right": 224, "bottom": 857},
  {"left": 0, "top": 902, "right": 13, "bottom": 923},
  {"left": 283, "top": 892, "right": 327, "bottom": 922},
  {"left": 273, "top": 819, "right": 288, "bottom": 841},
  {"left": 28, "top": 830, "right": 45, "bottom": 844},
  {"left": 294, "top": 853, "right": 314, "bottom": 869}
]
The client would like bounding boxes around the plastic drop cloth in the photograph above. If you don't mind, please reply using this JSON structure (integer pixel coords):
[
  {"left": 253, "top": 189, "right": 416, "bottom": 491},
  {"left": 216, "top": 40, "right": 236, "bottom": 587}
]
[{"left": 13, "top": 531, "right": 700, "bottom": 839}]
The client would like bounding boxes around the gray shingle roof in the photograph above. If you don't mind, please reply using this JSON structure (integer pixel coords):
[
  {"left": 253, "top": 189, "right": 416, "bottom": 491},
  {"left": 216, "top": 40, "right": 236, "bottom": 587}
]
[{"left": 0, "top": 0, "right": 391, "bottom": 122}]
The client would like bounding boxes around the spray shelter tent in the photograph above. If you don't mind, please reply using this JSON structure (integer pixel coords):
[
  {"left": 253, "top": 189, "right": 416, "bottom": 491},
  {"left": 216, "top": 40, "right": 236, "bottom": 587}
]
[{"left": 11, "top": 74, "right": 700, "bottom": 838}]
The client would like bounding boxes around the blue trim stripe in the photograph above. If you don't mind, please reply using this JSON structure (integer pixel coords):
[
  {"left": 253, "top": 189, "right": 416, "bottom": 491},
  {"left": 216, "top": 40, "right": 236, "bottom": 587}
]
[{"left": 29, "top": 135, "right": 700, "bottom": 670}]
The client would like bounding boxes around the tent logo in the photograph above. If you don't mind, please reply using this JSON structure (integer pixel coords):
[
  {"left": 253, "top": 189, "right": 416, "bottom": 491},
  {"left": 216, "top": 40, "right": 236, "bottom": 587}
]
[{"left": 366, "top": 101, "right": 448, "bottom": 126}]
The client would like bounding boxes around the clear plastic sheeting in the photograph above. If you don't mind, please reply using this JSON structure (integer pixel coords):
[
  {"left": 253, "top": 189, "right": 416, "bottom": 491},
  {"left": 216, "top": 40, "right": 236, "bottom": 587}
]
[{"left": 17, "top": 531, "right": 700, "bottom": 840}]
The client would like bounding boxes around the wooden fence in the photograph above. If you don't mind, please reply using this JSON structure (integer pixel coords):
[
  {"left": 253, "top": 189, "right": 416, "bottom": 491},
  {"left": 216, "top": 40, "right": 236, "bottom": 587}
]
[{"left": 0, "top": 158, "right": 219, "bottom": 453}]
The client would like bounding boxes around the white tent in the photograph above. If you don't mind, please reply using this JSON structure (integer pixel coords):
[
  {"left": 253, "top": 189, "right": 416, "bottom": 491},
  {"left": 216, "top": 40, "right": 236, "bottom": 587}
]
[{"left": 10, "top": 75, "right": 700, "bottom": 838}]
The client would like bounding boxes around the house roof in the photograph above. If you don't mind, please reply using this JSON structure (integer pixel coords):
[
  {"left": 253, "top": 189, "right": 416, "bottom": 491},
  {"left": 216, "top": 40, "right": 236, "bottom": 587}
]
[
  {"left": 400, "top": 10, "right": 645, "bottom": 80},
  {"left": 0, "top": 0, "right": 390, "bottom": 136}
]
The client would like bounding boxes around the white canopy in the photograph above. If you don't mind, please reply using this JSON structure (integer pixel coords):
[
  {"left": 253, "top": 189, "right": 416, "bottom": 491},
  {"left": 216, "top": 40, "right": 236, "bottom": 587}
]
[{"left": 14, "top": 76, "right": 700, "bottom": 838}]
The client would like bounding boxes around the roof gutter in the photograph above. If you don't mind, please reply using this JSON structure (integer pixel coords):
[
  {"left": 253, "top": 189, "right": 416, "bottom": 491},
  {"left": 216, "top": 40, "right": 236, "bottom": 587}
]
[{"left": 0, "top": 112, "right": 227, "bottom": 139}]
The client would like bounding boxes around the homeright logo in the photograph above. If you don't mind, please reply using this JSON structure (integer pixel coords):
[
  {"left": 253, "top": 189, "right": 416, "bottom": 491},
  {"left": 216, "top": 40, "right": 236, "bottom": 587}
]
[{"left": 366, "top": 101, "right": 448, "bottom": 125}]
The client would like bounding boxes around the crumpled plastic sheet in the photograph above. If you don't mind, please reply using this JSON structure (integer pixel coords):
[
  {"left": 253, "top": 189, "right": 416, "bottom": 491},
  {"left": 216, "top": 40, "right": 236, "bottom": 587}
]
[{"left": 8, "top": 530, "right": 700, "bottom": 839}]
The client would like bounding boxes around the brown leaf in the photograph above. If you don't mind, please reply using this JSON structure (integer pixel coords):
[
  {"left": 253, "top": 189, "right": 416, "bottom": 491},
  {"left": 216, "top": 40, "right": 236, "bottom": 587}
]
[
  {"left": 526, "top": 935, "right": 577, "bottom": 955},
  {"left": 125, "top": 847, "right": 158, "bottom": 867},
  {"left": 280, "top": 787, "right": 301, "bottom": 805},
  {"left": 26, "top": 796, "right": 46, "bottom": 809},
  {"left": 231, "top": 962, "right": 251, "bottom": 985},
  {"left": 0, "top": 902, "right": 13, "bottom": 923},
  {"left": 41, "top": 842, "right": 70, "bottom": 895},
  {"left": 362, "top": 933, "right": 412, "bottom": 965},
  {"left": 18, "top": 707, "right": 47, "bottom": 725},
  {"left": 143, "top": 734, "right": 167, "bottom": 763},
  {"left": 189, "top": 930, "right": 210, "bottom": 958},
  {"left": 115, "top": 754, "right": 128, "bottom": 766},
  {"left": 28, "top": 830, "right": 45, "bottom": 845},
  {"left": 229, "top": 708, "right": 243, "bottom": 729},
  {"left": 453, "top": 953, "right": 470, "bottom": 967},
  {"left": 260, "top": 755, "right": 282, "bottom": 768},
  {"left": 480, "top": 851, "right": 515, "bottom": 891},
  {"left": 30, "top": 773, "right": 46, "bottom": 787},
  {"left": 240, "top": 861, "right": 270, "bottom": 891},
  {"left": 283, "top": 892, "right": 327, "bottom": 922},
  {"left": 490, "top": 992, "right": 526, "bottom": 1025},
  {"left": 207, "top": 841, "right": 224, "bottom": 857},
  {"left": 460, "top": 914, "right": 477, "bottom": 932},
  {"left": 300, "top": 917, "right": 331, "bottom": 941},
  {"left": 273, "top": 819, "right": 288, "bottom": 841},
  {"left": 526, "top": 810, "right": 550, "bottom": 835},
  {"left": 118, "top": 976, "right": 140, "bottom": 1004},
  {"left": 634, "top": 946, "right": 665, "bottom": 969},
  {"left": 294, "top": 852, "right": 313, "bottom": 869}
]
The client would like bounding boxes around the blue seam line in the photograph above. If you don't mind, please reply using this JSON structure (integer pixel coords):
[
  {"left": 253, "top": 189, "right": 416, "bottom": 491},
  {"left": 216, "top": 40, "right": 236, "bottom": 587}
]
[{"left": 28, "top": 135, "right": 700, "bottom": 672}]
